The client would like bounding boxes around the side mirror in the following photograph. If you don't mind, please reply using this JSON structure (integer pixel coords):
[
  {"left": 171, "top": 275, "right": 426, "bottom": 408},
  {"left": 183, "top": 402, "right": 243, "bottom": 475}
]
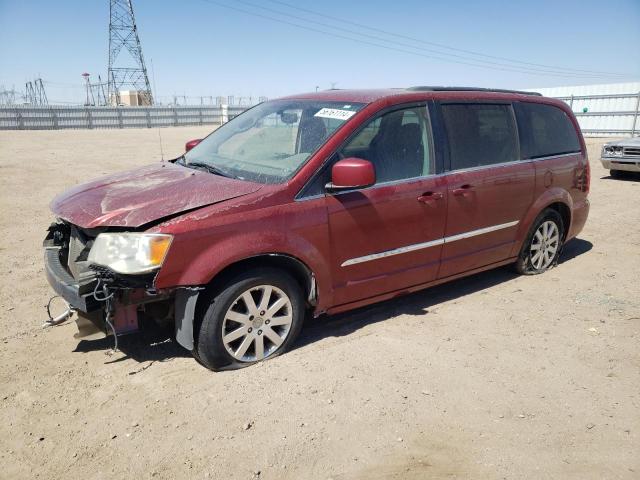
[
  {"left": 326, "top": 157, "right": 376, "bottom": 191},
  {"left": 185, "top": 139, "right": 202, "bottom": 152}
]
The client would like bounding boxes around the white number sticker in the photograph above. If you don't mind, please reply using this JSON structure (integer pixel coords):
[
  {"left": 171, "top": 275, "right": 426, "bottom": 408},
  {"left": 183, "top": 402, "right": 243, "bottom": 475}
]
[{"left": 314, "top": 108, "right": 356, "bottom": 121}]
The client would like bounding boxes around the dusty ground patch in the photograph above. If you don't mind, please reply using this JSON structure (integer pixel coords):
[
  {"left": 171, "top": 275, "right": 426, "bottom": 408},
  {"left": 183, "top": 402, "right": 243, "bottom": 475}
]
[{"left": 0, "top": 128, "right": 638, "bottom": 479}]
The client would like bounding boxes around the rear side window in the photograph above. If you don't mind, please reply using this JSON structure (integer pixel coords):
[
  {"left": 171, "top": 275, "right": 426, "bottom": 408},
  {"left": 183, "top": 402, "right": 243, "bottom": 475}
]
[
  {"left": 440, "top": 103, "right": 519, "bottom": 170},
  {"left": 515, "top": 102, "right": 581, "bottom": 159}
]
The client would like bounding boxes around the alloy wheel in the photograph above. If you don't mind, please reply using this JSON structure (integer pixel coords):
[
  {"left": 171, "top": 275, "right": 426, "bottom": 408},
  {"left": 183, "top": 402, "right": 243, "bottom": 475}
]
[
  {"left": 221, "top": 285, "right": 293, "bottom": 362},
  {"left": 530, "top": 220, "right": 560, "bottom": 270}
]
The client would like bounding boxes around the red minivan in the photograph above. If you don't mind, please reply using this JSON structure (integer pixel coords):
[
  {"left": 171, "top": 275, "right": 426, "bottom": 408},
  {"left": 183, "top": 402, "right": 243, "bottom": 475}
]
[{"left": 44, "top": 87, "right": 590, "bottom": 370}]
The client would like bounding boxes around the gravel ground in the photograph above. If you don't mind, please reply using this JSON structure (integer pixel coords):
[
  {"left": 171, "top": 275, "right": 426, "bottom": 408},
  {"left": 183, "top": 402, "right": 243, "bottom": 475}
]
[{"left": 0, "top": 128, "right": 638, "bottom": 480}]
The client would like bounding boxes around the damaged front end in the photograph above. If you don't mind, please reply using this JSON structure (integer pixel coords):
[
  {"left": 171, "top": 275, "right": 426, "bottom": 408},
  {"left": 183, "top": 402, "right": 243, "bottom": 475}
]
[{"left": 43, "top": 220, "right": 177, "bottom": 343}]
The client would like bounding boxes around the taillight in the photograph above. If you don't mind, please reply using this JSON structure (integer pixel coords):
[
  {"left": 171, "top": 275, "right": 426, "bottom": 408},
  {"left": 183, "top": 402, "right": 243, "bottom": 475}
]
[
  {"left": 583, "top": 154, "right": 590, "bottom": 194},
  {"left": 582, "top": 152, "right": 591, "bottom": 193},
  {"left": 575, "top": 155, "right": 590, "bottom": 193}
]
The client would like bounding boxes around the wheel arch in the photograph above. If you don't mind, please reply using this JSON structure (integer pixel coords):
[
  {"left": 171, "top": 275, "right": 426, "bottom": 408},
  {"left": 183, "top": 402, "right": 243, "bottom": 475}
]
[
  {"left": 201, "top": 253, "right": 317, "bottom": 308},
  {"left": 511, "top": 189, "right": 573, "bottom": 257},
  {"left": 175, "top": 253, "right": 319, "bottom": 353},
  {"left": 545, "top": 201, "right": 571, "bottom": 240}
]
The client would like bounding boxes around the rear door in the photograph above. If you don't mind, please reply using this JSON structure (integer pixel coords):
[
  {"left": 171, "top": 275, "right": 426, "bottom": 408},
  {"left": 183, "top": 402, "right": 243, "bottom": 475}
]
[{"left": 436, "top": 102, "right": 535, "bottom": 278}]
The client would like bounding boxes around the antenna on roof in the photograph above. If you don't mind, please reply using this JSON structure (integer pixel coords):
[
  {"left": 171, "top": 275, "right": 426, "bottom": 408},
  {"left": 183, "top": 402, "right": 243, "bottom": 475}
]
[{"left": 158, "top": 127, "right": 164, "bottom": 163}]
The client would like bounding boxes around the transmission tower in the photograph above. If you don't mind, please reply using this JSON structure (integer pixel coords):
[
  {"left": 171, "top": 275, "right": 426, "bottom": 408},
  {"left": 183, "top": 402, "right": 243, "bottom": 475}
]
[
  {"left": 82, "top": 73, "right": 96, "bottom": 106},
  {"left": 107, "top": 0, "right": 153, "bottom": 105},
  {"left": 35, "top": 79, "right": 48, "bottom": 105},
  {"left": 94, "top": 75, "right": 109, "bottom": 106},
  {"left": 0, "top": 86, "right": 19, "bottom": 106},
  {"left": 24, "top": 78, "right": 48, "bottom": 105},
  {"left": 24, "top": 82, "right": 35, "bottom": 104}
]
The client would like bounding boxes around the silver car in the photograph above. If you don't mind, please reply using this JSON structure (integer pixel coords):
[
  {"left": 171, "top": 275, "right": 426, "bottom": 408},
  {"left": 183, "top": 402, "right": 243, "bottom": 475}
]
[{"left": 601, "top": 137, "right": 640, "bottom": 176}]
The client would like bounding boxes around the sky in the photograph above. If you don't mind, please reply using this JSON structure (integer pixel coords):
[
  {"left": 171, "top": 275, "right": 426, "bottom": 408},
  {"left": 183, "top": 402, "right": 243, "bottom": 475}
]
[{"left": 1, "top": 0, "right": 639, "bottom": 104}]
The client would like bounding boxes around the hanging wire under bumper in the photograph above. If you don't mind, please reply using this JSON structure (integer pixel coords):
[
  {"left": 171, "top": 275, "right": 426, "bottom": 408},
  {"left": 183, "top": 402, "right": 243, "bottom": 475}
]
[{"left": 42, "top": 296, "right": 76, "bottom": 328}]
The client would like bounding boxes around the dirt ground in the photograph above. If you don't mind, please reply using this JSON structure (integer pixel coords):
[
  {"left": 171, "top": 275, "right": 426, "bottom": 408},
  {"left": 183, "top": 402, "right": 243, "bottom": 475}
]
[{"left": 0, "top": 127, "right": 638, "bottom": 480}]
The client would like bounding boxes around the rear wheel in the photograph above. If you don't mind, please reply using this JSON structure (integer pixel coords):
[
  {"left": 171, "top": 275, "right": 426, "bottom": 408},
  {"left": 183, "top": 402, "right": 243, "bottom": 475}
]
[
  {"left": 515, "top": 209, "right": 564, "bottom": 275},
  {"left": 194, "top": 268, "right": 304, "bottom": 371}
]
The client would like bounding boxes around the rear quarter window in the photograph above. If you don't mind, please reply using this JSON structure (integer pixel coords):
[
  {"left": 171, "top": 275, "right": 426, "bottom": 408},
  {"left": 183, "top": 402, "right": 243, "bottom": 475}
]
[{"left": 515, "top": 102, "right": 581, "bottom": 159}]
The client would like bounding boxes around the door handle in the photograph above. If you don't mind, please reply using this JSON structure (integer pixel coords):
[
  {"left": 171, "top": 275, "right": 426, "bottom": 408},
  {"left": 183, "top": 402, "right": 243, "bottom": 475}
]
[
  {"left": 494, "top": 177, "right": 513, "bottom": 185},
  {"left": 417, "top": 191, "right": 444, "bottom": 203},
  {"left": 452, "top": 184, "right": 473, "bottom": 196}
]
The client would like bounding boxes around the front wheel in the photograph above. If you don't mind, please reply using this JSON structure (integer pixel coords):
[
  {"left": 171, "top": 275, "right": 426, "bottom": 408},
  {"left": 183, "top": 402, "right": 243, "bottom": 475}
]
[
  {"left": 515, "top": 209, "right": 564, "bottom": 275},
  {"left": 194, "top": 268, "right": 304, "bottom": 371}
]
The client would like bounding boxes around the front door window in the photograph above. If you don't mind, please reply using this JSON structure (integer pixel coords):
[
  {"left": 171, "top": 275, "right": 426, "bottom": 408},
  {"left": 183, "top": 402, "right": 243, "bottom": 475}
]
[{"left": 341, "top": 106, "right": 433, "bottom": 183}]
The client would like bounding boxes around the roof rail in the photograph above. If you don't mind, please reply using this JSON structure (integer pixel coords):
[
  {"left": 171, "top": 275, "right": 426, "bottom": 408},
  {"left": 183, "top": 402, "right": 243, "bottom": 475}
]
[{"left": 406, "top": 86, "right": 542, "bottom": 96}]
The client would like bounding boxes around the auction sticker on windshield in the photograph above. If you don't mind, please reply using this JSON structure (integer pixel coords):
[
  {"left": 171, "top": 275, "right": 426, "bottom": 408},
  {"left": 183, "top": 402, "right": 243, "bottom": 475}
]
[{"left": 314, "top": 108, "right": 357, "bottom": 121}]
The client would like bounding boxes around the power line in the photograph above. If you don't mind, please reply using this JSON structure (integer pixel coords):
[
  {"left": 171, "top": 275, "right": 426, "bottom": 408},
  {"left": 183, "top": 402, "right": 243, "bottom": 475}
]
[
  {"left": 196, "top": 0, "right": 628, "bottom": 79},
  {"left": 264, "top": 0, "right": 629, "bottom": 78},
  {"left": 43, "top": 80, "right": 86, "bottom": 88},
  {"left": 238, "top": 0, "right": 624, "bottom": 78}
]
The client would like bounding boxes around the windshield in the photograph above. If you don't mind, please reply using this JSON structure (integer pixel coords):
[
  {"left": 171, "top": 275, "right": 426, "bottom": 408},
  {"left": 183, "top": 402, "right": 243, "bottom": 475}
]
[{"left": 183, "top": 99, "right": 365, "bottom": 183}]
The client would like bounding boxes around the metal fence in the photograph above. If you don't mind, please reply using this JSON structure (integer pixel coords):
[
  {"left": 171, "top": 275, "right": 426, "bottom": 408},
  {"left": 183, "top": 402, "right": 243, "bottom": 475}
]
[
  {"left": 555, "top": 92, "right": 640, "bottom": 137},
  {"left": 2, "top": 92, "right": 639, "bottom": 136},
  {"left": 0, "top": 105, "right": 248, "bottom": 130}
]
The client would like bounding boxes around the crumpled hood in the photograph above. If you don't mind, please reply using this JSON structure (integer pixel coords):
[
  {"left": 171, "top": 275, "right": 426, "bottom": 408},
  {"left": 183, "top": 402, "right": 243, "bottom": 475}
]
[{"left": 51, "top": 162, "right": 262, "bottom": 228}]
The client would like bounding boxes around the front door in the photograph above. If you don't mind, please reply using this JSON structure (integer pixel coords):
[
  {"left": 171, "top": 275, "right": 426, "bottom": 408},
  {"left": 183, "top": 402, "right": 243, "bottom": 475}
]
[
  {"left": 325, "top": 105, "right": 447, "bottom": 306},
  {"left": 436, "top": 102, "right": 535, "bottom": 278}
]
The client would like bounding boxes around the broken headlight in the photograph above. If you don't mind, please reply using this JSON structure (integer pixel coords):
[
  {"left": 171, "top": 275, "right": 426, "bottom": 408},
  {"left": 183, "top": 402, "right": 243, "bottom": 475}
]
[{"left": 88, "top": 233, "right": 173, "bottom": 274}]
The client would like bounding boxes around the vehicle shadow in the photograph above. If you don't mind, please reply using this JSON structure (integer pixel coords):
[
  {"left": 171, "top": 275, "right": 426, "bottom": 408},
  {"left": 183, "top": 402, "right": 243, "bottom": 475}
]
[
  {"left": 72, "top": 238, "right": 593, "bottom": 364},
  {"left": 601, "top": 171, "right": 640, "bottom": 182},
  {"left": 559, "top": 237, "right": 593, "bottom": 264},
  {"left": 73, "top": 322, "right": 190, "bottom": 365},
  {"left": 296, "top": 238, "right": 593, "bottom": 349}
]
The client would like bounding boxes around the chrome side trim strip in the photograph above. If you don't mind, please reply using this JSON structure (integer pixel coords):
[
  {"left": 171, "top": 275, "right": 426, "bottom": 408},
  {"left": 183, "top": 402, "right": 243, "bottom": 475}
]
[
  {"left": 340, "top": 220, "right": 519, "bottom": 267},
  {"left": 341, "top": 238, "right": 445, "bottom": 266},
  {"left": 444, "top": 220, "right": 519, "bottom": 243}
]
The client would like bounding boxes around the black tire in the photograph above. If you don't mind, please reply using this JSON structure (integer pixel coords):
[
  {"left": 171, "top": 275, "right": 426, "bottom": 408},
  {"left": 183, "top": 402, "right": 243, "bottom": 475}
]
[
  {"left": 515, "top": 208, "right": 564, "bottom": 275},
  {"left": 193, "top": 268, "right": 305, "bottom": 371},
  {"left": 610, "top": 169, "right": 624, "bottom": 179}
]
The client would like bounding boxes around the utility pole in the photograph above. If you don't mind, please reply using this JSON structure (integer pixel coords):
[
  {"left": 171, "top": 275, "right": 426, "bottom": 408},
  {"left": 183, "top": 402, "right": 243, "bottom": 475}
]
[{"left": 107, "top": 0, "right": 153, "bottom": 105}]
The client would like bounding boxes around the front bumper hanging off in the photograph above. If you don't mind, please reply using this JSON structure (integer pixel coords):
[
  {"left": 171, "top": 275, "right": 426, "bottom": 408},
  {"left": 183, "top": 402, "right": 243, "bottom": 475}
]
[
  {"left": 43, "top": 221, "right": 201, "bottom": 349},
  {"left": 43, "top": 224, "right": 142, "bottom": 338},
  {"left": 44, "top": 247, "right": 101, "bottom": 314}
]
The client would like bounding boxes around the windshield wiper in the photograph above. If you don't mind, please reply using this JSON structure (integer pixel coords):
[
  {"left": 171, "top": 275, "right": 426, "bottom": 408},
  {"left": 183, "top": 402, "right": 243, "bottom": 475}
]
[{"left": 185, "top": 161, "right": 233, "bottom": 178}]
